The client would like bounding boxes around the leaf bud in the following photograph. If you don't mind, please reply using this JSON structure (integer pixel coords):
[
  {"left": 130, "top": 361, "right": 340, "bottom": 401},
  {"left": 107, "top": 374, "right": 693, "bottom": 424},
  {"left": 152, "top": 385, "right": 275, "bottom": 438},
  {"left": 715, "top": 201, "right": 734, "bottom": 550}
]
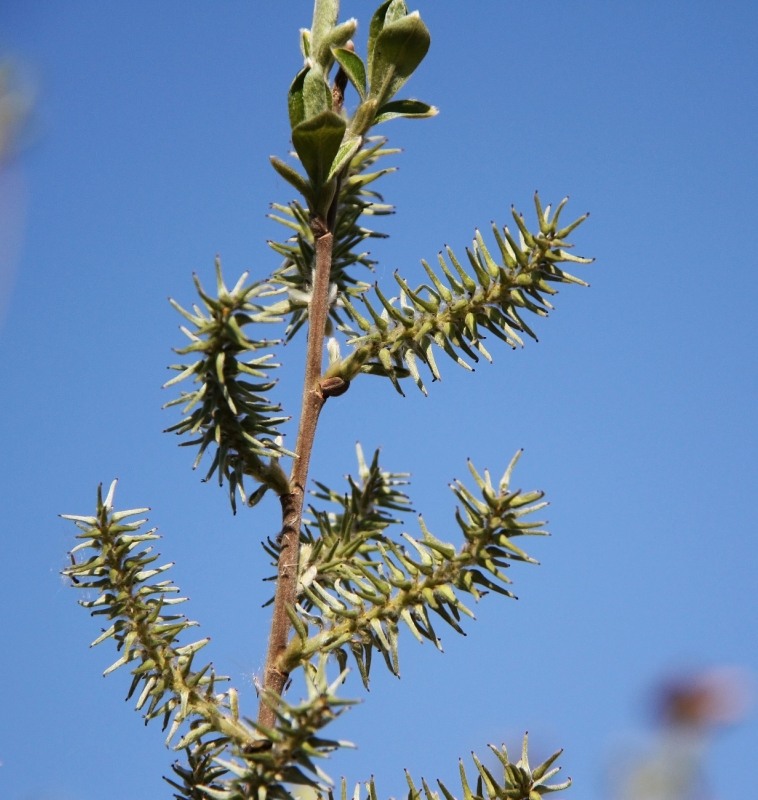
[{"left": 320, "top": 376, "right": 350, "bottom": 398}]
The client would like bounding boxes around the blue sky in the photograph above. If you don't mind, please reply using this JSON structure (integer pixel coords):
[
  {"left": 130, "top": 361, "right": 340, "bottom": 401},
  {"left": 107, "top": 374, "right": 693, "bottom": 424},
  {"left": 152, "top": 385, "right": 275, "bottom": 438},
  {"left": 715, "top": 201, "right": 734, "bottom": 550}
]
[{"left": 1, "top": 2, "right": 756, "bottom": 799}]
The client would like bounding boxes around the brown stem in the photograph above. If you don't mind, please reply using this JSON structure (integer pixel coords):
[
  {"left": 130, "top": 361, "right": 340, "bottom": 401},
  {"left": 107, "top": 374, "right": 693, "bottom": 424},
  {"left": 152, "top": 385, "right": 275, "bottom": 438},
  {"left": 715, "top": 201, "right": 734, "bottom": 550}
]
[{"left": 257, "top": 223, "right": 334, "bottom": 729}]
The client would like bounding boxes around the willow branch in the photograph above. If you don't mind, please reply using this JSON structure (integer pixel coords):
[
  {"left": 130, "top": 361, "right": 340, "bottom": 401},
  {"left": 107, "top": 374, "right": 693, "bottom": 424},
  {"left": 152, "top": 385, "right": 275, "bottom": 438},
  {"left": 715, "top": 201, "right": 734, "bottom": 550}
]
[{"left": 258, "top": 220, "right": 334, "bottom": 729}]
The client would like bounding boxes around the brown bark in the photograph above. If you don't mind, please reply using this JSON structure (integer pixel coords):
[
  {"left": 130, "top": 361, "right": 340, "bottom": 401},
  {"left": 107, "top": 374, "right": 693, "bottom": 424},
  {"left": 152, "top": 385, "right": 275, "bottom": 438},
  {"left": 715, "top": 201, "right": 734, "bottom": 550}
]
[{"left": 257, "top": 227, "right": 334, "bottom": 730}]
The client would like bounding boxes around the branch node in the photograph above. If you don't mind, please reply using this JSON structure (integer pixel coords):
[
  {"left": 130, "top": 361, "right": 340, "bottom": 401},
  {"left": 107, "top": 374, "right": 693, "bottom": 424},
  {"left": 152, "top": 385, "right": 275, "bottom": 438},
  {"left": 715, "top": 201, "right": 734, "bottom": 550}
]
[{"left": 320, "top": 376, "right": 351, "bottom": 398}]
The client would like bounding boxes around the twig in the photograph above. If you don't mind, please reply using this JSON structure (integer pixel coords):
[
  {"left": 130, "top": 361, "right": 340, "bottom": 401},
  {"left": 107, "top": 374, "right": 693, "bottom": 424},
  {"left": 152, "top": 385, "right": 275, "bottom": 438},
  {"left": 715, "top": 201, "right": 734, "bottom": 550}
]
[{"left": 257, "top": 222, "right": 334, "bottom": 729}]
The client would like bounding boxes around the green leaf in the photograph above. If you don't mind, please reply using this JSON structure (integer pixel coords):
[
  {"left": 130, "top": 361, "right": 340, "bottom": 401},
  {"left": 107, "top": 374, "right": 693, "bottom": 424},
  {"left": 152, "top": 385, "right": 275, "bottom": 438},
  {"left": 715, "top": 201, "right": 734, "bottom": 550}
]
[
  {"left": 291, "top": 109, "right": 346, "bottom": 189},
  {"left": 319, "top": 19, "right": 358, "bottom": 70},
  {"left": 385, "top": 0, "right": 409, "bottom": 25},
  {"left": 349, "top": 98, "right": 379, "bottom": 137},
  {"left": 288, "top": 67, "right": 308, "bottom": 130},
  {"left": 369, "top": 12, "right": 431, "bottom": 105},
  {"left": 302, "top": 66, "right": 332, "bottom": 120},
  {"left": 332, "top": 46, "right": 367, "bottom": 100},
  {"left": 326, "top": 133, "right": 362, "bottom": 182},
  {"left": 374, "top": 98, "right": 438, "bottom": 124},
  {"left": 367, "top": 0, "right": 394, "bottom": 68},
  {"left": 309, "top": 0, "right": 340, "bottom": 69},
  {"left": 269, "top": 155, "right": 312, "bottom": 202}
]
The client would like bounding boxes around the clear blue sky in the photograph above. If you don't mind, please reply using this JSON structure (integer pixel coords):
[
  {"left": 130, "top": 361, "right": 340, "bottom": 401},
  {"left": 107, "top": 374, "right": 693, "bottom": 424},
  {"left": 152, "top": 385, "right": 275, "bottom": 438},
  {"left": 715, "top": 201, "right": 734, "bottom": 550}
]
[{"left": 1, "top": 2, "right": 756, "bottom": 799}]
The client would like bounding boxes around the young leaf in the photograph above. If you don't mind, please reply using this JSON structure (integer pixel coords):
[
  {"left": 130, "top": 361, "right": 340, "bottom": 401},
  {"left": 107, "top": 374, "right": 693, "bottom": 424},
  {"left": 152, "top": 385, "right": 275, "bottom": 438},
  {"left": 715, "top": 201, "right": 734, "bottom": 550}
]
[
  {"left": 332, "top": 46, "right": 367, "bottom": 100},
  {"left": 369, "top": 12, "right": 431, "bottom": 106},
  {"left": 288, "top": 67, "right": 308, "bottom": 130},
  {"left": 270, "top": 155, "right": 312, "bottom": 202},
  {"left": 374, "top": 98, "right": 438, "bottom": 124},
  {"left": 309, "top": 0, "right": 340, "bottom": 70},
  {"left": 291, "top": 109, "right": 346, "bottom": 189},
  {"left": 302, "top": 65, "right": 333, "bottom": 120}
]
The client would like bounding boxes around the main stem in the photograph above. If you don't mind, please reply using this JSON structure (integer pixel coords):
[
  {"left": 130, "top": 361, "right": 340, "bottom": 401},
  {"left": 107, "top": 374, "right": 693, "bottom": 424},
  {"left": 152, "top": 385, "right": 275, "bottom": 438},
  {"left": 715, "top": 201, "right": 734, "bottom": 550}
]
[{"left": 257, "top": 220, "right": 334, "bottom": 729}]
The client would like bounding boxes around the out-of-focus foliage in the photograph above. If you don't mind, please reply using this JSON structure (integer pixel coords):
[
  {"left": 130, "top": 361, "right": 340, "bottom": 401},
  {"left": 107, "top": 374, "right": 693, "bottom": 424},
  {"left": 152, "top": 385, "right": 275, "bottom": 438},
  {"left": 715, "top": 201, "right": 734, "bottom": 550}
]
[{"left": 0, "top": 60, "right": 33, "bottom": 164}]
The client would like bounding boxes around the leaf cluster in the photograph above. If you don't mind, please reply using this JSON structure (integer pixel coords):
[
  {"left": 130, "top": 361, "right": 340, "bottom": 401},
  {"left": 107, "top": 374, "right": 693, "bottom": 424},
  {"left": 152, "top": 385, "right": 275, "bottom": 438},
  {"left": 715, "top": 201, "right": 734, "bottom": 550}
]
[
  {"left": 167, "top": 665, "right": 355, "bottom": 800},
  {"left": 404, "top": 736, "right": 570, "bottom": 800},
  {"left": 163, "top": 260, "right": 291, "bottom": 511},
  {"left": 332, "top": 195, "right": 592, "bottom": 394},
  {"left": 267, "top": 138, "right": 398, "bottom": 340},
  {"left": 272, "top": 0, "right": 435, "bottom": 216},
  {"left": 62, "top": 482, "right": 355, "bottom": 800},
  {"left": 275, "top": 449, "right": 547, "bottom": 687},
  {"left": 62, "top": 481, "right": 233, "bottom": 742},
  {"left": 313, "top": 735, "right": 569, "bottom": 800}
]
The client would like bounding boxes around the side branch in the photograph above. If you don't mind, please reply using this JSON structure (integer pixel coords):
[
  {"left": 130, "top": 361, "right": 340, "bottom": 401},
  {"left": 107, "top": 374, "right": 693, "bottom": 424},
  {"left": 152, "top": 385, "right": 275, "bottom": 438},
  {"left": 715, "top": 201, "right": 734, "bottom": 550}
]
[{"left": 258, "top": 226, "right": 334, "bottom": 729}]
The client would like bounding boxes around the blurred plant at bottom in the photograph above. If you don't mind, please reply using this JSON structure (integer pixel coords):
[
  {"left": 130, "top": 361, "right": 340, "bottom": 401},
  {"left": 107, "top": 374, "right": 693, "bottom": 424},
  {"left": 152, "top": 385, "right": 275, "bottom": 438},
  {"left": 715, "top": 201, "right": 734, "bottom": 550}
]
[{"left": 612, "top": 667, "right": 752, "bottom": 800}]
